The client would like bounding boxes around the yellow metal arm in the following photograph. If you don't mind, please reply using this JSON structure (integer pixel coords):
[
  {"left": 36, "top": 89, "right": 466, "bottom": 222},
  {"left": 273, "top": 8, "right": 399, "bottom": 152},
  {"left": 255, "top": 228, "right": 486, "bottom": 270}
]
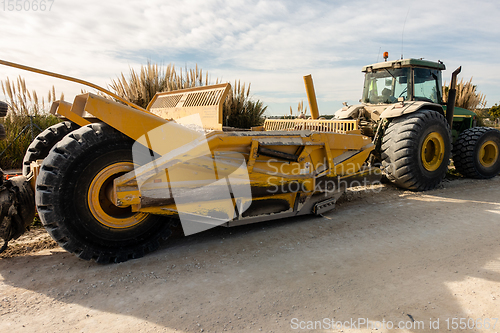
[{"left": 0, "top": 59, "right": 146, "bottom": 112}]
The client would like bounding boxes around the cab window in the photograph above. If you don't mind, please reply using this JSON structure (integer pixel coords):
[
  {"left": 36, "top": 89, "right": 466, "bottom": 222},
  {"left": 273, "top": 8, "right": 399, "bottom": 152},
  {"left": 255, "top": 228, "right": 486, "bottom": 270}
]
[{"left": 413, "top": 68, "right": 443, "bottom": 103}]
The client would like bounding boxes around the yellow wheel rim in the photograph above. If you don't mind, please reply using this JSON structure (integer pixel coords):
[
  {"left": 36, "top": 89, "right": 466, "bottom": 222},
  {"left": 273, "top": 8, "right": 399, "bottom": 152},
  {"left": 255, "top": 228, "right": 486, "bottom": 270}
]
[
  {"left": 421, "top": 132, "right": 445, "bottom": 172},
  {"left": 88, "top": 162, "right": 148, "bottom": 229},
  {"left": 479, "top": 140, "right": 499, "bottom": 168}
]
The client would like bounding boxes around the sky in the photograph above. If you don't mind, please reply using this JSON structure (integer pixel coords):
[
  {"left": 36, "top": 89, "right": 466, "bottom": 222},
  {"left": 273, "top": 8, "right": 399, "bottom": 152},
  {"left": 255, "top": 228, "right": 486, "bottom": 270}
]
[{"left": 1, "top": 0, "right": 500, "bottom": 117}]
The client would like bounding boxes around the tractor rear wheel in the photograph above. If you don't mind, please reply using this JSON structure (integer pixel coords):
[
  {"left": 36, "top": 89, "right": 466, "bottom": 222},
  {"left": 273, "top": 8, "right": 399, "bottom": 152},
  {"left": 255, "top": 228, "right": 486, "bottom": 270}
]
[
  {"left": 22, "top": 121, "right": 80, "bottom": 176},
  {"left": 0, "top": 101, "right": 7, "bottom": 141},
  {"left": 0, "top": 124, "right": 5, "bottom": 141},
  {"left": 381, "top": 110, "right": 451, "bottom": 191},
  {"left": 36, "top": 123, "right": 175, "bottom": 263},
  {"left": 452, "top": 127, "right": 500, "bottom": 178},
  {"left": 0, "top": 101, "right": 7, "bottom": 117}
]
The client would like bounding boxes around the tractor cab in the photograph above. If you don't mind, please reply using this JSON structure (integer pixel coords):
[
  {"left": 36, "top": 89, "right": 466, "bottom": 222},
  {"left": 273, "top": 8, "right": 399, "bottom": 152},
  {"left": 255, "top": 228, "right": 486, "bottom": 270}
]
[
  {"left": 334, "top": 57, "right": 478, "bottom": 141},
  {"left": 335, "top": 58, "right": 448, "bottom": 125},
  {"left": 358, "top": 58, "right": 477, "bottom": 140},
  {"left": 361, "top": 58, "right": 445, "bottom": 105}
]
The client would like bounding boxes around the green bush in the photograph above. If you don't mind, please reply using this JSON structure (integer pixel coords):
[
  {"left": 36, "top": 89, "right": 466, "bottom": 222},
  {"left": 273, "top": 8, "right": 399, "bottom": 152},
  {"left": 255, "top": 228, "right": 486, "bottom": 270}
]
[
  {"left": 0, "top": 114, "right": 60, "bottom": 170},
  {"left": 223, "top": 81, "right": 267, "bottom": 128},
  {"left": 0, "top": 76, "right": 62, "bottom": 170}
]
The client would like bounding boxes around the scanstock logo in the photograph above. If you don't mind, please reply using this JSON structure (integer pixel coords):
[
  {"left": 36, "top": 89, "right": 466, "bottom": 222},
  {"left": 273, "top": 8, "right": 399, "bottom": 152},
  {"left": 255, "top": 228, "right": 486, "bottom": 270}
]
[{"left": 131, "top": 114, "right": 252, "bottom": 236}]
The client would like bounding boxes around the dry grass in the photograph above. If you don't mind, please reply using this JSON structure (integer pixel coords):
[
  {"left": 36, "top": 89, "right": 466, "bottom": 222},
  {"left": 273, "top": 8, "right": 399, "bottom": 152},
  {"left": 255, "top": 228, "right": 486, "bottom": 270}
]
[
  {"left": 223, "top": 80, "right": 267, "bottom": 128},
  {"left": 289, "top": 101, "right": 307, "bottom": 117},
  {"left": 0, "top": 115, "right": 60, "bottom": 170},
  {"left": 109, "top": 62, "right": 209, "bottom": 109},
  {"left": 109, "top": 63, "right": 267, "bottom": 128},
  {"left": 443, "top": 77, "right": 487, "bottom": 111},
  {"left": 1, "top": 76, "right": 62, "bottom": 116},
  {"left": 0, "top": 77, "right": 61, "bottom": 169}
]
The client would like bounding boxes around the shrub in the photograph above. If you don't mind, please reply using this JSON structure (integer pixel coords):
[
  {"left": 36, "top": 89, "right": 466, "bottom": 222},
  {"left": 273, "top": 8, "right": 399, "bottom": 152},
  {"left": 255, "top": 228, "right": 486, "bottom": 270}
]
[
  {"left": 109, "top": 62, "right": 208, "bottom": 109},
  {"left": 0, "top": 114, "right": 60, "bottom": 170},
  {"left": 223, "top": 81, "right": 267, "bottom": 128},
  {"left": 108, "top": 62, "right": 267, "bottom": 128},
  {"left": 0, "top": 77, "right": 62, "bottom": 170},
  {"left": 443, "top": 77, "right": 487, "bottom": 111},
  {"left": 443, "top": 77, "right": 487, "bottom": 127},
  {"left": 1, "top": 76, "right": 60, "bottom": 116}
]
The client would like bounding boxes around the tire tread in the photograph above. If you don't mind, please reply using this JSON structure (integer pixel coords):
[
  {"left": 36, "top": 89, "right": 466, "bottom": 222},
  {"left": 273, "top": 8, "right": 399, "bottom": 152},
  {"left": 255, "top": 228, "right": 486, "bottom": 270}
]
[
  {"left": 36, "top": 123, "right": 176, "bottom": 263},
  {"left": 381, "top": 110, "right": 451, "bottom": 191},
  {"left": 452, "top": 127, "right": 500, "bottom": 179}
]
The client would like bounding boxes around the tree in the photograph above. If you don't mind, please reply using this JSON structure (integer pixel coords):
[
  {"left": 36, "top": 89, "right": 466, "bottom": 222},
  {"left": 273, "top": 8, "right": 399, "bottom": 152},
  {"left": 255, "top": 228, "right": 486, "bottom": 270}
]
[{"left": 489, "top": 104, "right": 500, "bottom": 120}]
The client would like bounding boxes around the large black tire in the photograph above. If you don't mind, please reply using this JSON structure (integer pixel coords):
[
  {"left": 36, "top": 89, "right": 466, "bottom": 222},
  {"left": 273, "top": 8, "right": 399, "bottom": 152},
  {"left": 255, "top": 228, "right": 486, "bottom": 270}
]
[
  {"left": 452, "top": 127, "right": 500, "bottom": 179},
  {"left": 22, "top": 121, "right": 80, "bottom": 176},
  {"left": 0, "top": 101, "right": 7, "bottom": 141},
  {"left": 0, "top": 124, "right": 5, "bottom": 141},
  {"left": 0, "top": 175, "right": 36, "bottom": 247},
  {"left": 381, "top": 110, "right": 452, "bottom": 191},
  {"left": 0, "top": 101, "right": 7, "bottom": 117},
  {"left": 36, "top": 123, "right": 175, "bottom": 263}
]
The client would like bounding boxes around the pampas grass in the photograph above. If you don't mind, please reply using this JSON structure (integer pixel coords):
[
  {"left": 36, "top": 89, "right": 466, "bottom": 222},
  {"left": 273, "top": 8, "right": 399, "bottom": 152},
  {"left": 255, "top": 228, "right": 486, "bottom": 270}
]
[
  {"left": 443, "top": 77, "right": 487, "bottom": 111},
  {"left": 0, "top": 77, "right": 61, "bottom": 169},
  {"left": 109, "top": 62, "right": 209, "bottom": 109},
  {"left": 109, "top": 63, "right": 267, "bottom": 128},
  {"left": 1, "top": 76, "right": 62, "bottom": 116},
  {"left": 224, "top": 81, "right": 267, "bottom": 128}
]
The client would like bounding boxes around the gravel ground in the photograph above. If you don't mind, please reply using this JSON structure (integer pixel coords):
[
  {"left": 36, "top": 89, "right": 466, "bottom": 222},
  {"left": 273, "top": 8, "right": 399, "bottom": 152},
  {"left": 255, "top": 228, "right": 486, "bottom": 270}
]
[{"left": 1, "top": 176, "right": 500, "bottom": 333}]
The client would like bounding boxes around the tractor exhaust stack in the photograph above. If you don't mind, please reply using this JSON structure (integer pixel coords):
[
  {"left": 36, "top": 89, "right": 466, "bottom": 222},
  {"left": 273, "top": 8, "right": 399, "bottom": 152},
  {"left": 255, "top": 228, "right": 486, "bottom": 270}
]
[{"left": 446, "top": 66, "right": 462, "bottom": 128}]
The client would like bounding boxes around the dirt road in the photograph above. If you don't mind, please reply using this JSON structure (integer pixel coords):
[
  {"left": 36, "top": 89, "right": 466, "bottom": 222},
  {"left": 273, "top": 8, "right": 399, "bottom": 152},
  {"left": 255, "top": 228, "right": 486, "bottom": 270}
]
[{"left": 1, "top": 177, "right": 500, "bottom": 333}]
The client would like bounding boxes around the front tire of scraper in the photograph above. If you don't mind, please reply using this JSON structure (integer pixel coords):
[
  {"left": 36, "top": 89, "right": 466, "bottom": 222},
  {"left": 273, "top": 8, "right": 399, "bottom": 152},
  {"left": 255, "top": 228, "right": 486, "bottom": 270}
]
[
  {"left": 0, "top": 124, "right": 6, "bottom": 141},
  {"left": 22, "top": 121, "right": 80, "bottom": 176},
  {"left": 36, "top": 123, "right": 175, "bottom": 263},
  {"left": 0, "top": 101, "right": 8, "bottom": 117}
]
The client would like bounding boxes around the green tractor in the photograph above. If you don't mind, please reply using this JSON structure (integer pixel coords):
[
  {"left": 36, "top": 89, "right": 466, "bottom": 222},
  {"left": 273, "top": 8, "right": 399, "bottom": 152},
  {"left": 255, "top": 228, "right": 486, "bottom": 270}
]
[{"left": 335, "top": 56, "right": 500, "bottom": 190}]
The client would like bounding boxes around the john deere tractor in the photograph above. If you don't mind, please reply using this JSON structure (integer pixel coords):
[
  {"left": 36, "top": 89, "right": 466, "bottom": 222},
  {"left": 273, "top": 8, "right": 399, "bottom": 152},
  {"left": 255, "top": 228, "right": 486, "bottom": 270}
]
[{"left": 334, "top": 57, "right": 500, "bottom": 190}]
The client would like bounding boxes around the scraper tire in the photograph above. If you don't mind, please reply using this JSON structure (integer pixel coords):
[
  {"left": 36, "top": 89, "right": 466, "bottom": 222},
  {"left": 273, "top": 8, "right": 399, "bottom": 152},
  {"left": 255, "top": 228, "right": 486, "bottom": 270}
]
[
  {"left": 22, "top": 121, "right": 80, "bottom": 176},
  {"left": 0, "top": 101, "right": 7, "bottom": 117},
  {"left": 36, "top": 123, "right": 175, "bottom": 263}
]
